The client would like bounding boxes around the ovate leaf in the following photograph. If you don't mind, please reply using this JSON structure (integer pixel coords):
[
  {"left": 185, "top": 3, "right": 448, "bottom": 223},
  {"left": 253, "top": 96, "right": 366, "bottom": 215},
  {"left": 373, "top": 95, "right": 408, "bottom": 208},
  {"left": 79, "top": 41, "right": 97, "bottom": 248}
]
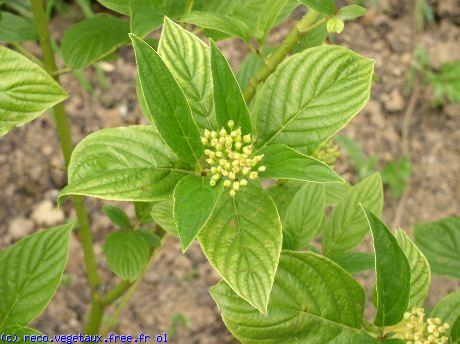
[
  {"left": 210, "top": 40, "right": 251, "bottom": 134},
  {"left": 150, "top": 199, "right": 177, "bottom": 235},
  {"left": 324, "top": 173, "right": 383, "bottom": 253},
  {"left": 363, "top": 208, "right": 411, "bottom": 326},
  {"left": 431, "top": 290, "right": 460, "bottom": 339},
  {"left": 102, "top": 205, "right": 132, "bottom": 229},
  {"left": 173, "top": 175, "right": 222, "bottom": 252},
  {"left": 414, "top": 216, "right": 460, "bottom": 279},
  {"left": 96, "top": 0, "right": 130, "bottom": 14},
  {"left": 103, "top": 230, "right": 151, "bottom": 282},
  {"left": 158, "top": 18, "right": 214, "bottom": 131},
  {"left": 283, "top": 182, "right": 325, "bottom": 249},
  {"left": 0, "top": 224, "right": 72, "bottom": 327},
  {"left": 298, "top": 0, "right": 336, "bottom": 16},
  {"left": 255, "top": 45, "right": 374, "bottom": 154},
  {"left": 324, "top": 182, "right": 351, "bottom": 205},
  {"left": 328, "top": 251, "right": 375, "bottom": 274},
  {"left": 338, "top": 4, "right": 367, "bottom": 21},
  {"left": 0, "top": 47, "right": 67, "bottom": 137},
  {"left": 0, "top": 11, "right": 36, "bottom": 42},
  {"left": 259, "top": 144, "right": 343, "bottom": 183},
  {"left": 61, "top": 15, "right": 130, "bottom": 69},
  {"left": 199, "top": 183, "right": 282, "bottom": 313},
  {"left": 396, "top": 230, "right": 430, "bottom": 308},
  {"left": 211, "top": 251, "right": 366, "bottom": 343},
  {"left": 131, "top": 34, "right": 203, "bottom": 165},
  {"left": 60, "top": 126, "right": 189, "bottom": 202}
]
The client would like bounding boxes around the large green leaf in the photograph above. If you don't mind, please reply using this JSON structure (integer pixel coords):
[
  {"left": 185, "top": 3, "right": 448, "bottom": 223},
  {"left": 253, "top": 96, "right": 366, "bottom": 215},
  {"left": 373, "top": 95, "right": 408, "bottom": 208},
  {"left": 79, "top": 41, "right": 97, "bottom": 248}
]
[
  {"left": 0, "top": 224, "right": 72, "bottom": 327},
  {"left": 211, "top": 251, "right": 366, "bottom": 343},
  {"left": 199, "top": 183, "right": 282, "bottom": 313},
  {"left": 102, "top": 205, "right": 132, "bottom": 229},
  {"left": 103, "top": 230, "right": 151, "bottom": 282},
  {"left": 363, "top": 208, "right": 411, "bottom": 326},
  {"left": 158, "top": 18, "right": 214, "bottom": 131},
  {"left": 254, "top": 45, "right": 374, "bottom": 154},
  {"left": 131, "top": 34, "right": 203, "bottom": 165},
  {"left": 0, "top": 46, "right": 67, "bottom": 137},
  {"left": 396, "top": 230, "right": 430, "bottom": 308},
  {"left": 96, "top": 0, "right": 130, "bottom": 14},
  {"left": 61, "top": 15, "right": 130, "bottom": 69},
  {"left": 414, "top": 216, "right": 460, "bottom": 279},
  {"left": 150, "top": 199, "right": 177, "bottom": 235},
  {"left": 324, "top": 173, "right": 383, "bottom": 253},
  {"left": 431, "top": 290, "right": 460, "bottom": 339},
  {"left": 0, "top": 11, "right": 36, "bottom": 42},
  {"left": 298, "top": 0, "right": 336, "bottom": 15},
  {"left": 60, "top": 126, "right": 190, "bottom": 202},
  {"left": 328, "top": 251, "right": 375, "bottom": 275},
  {"left": 283, "top": 182, "right": 325, "bottom": 249},
  {"left": 210, "top": 40, "right": 251, "bottom": 134},
  {"left": 173, "top": 175, "right": 222, "bottom": 252},
  {"left": 324, "top": 181, "right": 351, "bottom": 205},
  {"left": 259, "top": 144, "right": 343, "bottom": 183}
]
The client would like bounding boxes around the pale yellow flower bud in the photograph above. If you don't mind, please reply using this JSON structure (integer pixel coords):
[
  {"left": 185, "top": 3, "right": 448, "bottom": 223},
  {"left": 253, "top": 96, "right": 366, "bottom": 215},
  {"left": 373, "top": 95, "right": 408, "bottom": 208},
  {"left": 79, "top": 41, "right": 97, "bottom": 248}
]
[
  {"left": 249, "top": 171, "right": 258, "bottom": 179},
  {"left": 211, "top": 167, "right": 217, "bottom": 174},
  {"left": 227, "top": 120, "right": 235, "bottom": 128},
  {"left": 240, "top": 179, "right": 248, "bottom": 186},
  {"left": 229, "top": 171, "right": 236, "bottom": 180},
  {"left": 223, "top": 180, "right": 231, "bottom": 187},
  {"left": 216, "top": 151, "right": 223, "bottom": 158},
  {"left": 243, "top": 146, "right": 252, "bottom": 155},
  {"left": 211, "top": 131, "right": 217, "bottom": 138},
  {"left": 206, "top": 158, "right": 215, "bottom": 164},
  {"left": 210, "top": 180, "right": 216, "bottom": 186},
  {"left": 233, "top": 182, "right": 240, "bottom": 191},
  {"left": 258, "top": 166, "right": 266, "bottom": 172},
  {"left": 201, "top": 137, "right": 208, "bottom": 144},
  {"left": 235, "top": 142, "right": 242, "bottom": 150},
  {"left": 220, "top": 128, "right": 227, "bottom": 136},
  {"left": 242, "top": 167, "right": 251, "bottom": 175},
  {"left": 229, "top": 189, "right": 236, "bottom": 197},
  {"left": 243, "top": 134, "right": 251, "bottom": 143}
]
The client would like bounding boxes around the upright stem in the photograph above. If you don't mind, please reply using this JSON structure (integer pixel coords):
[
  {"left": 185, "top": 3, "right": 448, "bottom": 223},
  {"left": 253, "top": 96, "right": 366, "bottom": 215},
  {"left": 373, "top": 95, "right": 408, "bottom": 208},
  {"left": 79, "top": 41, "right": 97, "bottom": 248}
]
[
  {"left": 30, "top": 0, "right": 101, "bottom": 310},
  {"left": 243, "top": 10, "right": 323, "bottom": 102}
]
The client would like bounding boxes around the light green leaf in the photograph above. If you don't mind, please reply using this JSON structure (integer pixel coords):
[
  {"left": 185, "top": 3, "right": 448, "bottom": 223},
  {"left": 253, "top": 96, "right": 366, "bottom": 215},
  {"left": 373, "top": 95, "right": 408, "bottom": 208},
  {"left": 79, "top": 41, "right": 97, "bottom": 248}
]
[
  {"left": 298, "top": 0, "right": 336, "bottom": 15},
  {"left": 199, "top": 183, "right": 282, "bottom": 313},
  {"left": 362, "top": 208, "right": 411, "bottom": 326},
  {"left": 338, "top": 4, "right": 367, "bottom": 21},
  {"left": 324, "top": 181, "right": 351, "bottom": 205},
  {"left": 151, "top": 199, "right": 177, "bottom": 235},
  {"left": 431, "top": 290, "right": 460, "bottom": 339},
  {"left": 414, "top": 216, "right": 460, "bottom": 280},
  {"left": 0, "top": 11, "right": 36, "bottom": 42},
  {"left": 173, "top": 175, "right": 222, "bottom": 252},
  {"left": 324, "top": 173, "right": 383, "bottom": 253},
  {"left": 102, "top": 205, "right": 132, "bottom": 229},
  {"left": 268, "top": 180, "right": 302, "bottom": 219},
  {"left": 60, "top": 126, "right": 190, "bottom": 202},
  {"left": 211, "top": 251, "right": 366, "bottom": 343},
  {"left": 210, "top": 40, "right": 251, "bottom": 134},
  {"left": 0, "top": 46, "right": 67, "bottom": 137},
  {"left": 96, "top": 0, "right": 130, "bottom": 14},
  {"left": 328, "top": 251, "right": 375, "bottom": 274},
  {"left": 180, "top": 11, "right": 251, "bottom": 41},
  {"left": 61, "top": 15, "right": 130, "bottom": 69},
  {"left": 259, "top": 144, "right": 343, "bottom": 183},
  {"left": 283, "top": 182, "right": 325, "bottom": 249},
  {"left": 0, "top": 224, "right": 72, "bottom": 327},
  {"left": 103, "top": 230, "right": 151, "bottom": 282},
  {"left": 396, "top": 230, "right": 430, "bottom": 308},
  {"left": 158, "top": 18, "right": 214, "bottom": 131},
  {"left": 130, "top": 33, "right": 203, "bottom": 165},
  {"left": 255, "top": 0, "right": 288, "bottom": 44},
  {"left": 255, "top": 45, "right": 374, "bottom": 154}
]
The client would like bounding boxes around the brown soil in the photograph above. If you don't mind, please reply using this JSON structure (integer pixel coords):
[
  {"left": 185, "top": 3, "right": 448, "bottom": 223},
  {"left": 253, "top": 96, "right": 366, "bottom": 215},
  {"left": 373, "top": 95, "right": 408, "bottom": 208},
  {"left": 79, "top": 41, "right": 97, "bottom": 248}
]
[{"left": 1, "top": 1, "right": 459, "bottom": 343}]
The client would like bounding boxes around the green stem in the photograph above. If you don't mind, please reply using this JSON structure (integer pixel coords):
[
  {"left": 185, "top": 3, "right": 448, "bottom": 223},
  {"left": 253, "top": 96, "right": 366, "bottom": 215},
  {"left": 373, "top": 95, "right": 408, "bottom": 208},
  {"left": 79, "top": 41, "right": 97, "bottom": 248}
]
[
  {"left": 242, "top": 10, "right": 323, "bottom": 102},
  {"left": 84, "top": 296, "right": 105, "bottom": 335},
  {"left": 30, "top": 0, "right": 102, "bottom": 332},
  {"left": 101, "top": 281, "right": 133, "bottom": 306},
  {"left": 185, "top": 0, "right": 195, "bottom": 14}
]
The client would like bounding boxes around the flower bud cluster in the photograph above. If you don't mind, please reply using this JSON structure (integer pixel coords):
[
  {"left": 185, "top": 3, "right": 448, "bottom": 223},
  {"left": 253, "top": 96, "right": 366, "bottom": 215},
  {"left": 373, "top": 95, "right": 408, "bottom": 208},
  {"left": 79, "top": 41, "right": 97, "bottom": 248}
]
[
  {"left": 403, "top": 307, "right": 449, "bottom": 344},
  {"left": 200, "top": 120, "right": 264, "bottom": 197}
]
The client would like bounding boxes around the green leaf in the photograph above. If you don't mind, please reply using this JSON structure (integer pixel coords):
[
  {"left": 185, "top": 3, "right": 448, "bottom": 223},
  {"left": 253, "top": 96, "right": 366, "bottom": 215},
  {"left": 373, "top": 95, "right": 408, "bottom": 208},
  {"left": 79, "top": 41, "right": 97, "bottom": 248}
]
[
  {"left": 103, "top": 230, "right": 151, "bottom": 282},
  {"left": 294, "top": 19, "right": 329, "bottom": 53},
  {"left": 151, "top": 199, "right": 177, "bottom": 235},
  {"left": 431, "top": 290, "right": 460, "bottom": 339},
  {"left": 362, "top": 208, "right": 411, "bottom": 326},
  {"left": 158, "top": 18, "right": 214, "bottom": 132},
  {"left": 130, "top": 33, "right": 203, "bottom": 165},
  {"left": 0, "top": 11, "right": 36, "bottom": 42},
  {"left": 268, "top": 180, "right": 302, "bottom": 219},
  {"left": 134, "top": 202, "right": 154, "bottom": 224},
  {"left": 199, "top": 183, "right": 282, "bottom": 313},
  {"left": 210, "top": 40, "right": 251, "bottom": 134},
  {"left": 102, "top": 205, "right": 132, "bottom": 229},
  {"left": 1, "top": 325, "right": 43, "bottom": 342},
  {"left": 254, "top": 45, "right": 374, "bottom": 154},
  {"left": 328, "top": 251, "right": 375, "bottom": 274},
  {"left": 211, "top": 251, "right": 366, "bottom": 343},
  {"left": 0, "top": 46, "right": 67, "bottom": 137},
  {"left": 298, "top": 0, "right": 336, "bottom": 15},
  {"left": 324, "top": 173, "right": 383, "bottom": 253},
  {"left": 259, "top": 144, "right": 343, "bottom": 183},
  {"left": 430, "top": 60, "right": 460, "bottom": 104},
  {"left": 96, "top": 0, "right": 130, "bottom": 14},
  {"left": 61, "top": 15, "right": 130, "bottom": 69},
  {"left": 236, "top": 51, "right": 264, "bottom": 91},
  {"left": 396, "top": 230, "right": 430, "bottom": 308},
  {"left": 283, "top": 182, "right": 325, "bottom": 249},
  {"left": 60, "top": 126, "right": 190, "bottom": 202},
  {"left": 173, "top": 175, "right": 222, "bottom": 252},
  {"left": 381, "top": 156, "right": 411, "bottom": 198},
  {"left": 255, "top": 0, "right": 288, "bottom": 44},
  {"left": 324, "top": 181, "right": 351, "bottom": 205},
  {"left": 414, "top": 216, "right": 460, "bottom": 279},
  {"left": 180, "top": 11, "right": 251, "bottom": 41},
  {"left": 338, "top": 4, "right": 367, "bottom": 21},
  {"left": 0, "top": 224, "right": 72, "bottom": 327}
]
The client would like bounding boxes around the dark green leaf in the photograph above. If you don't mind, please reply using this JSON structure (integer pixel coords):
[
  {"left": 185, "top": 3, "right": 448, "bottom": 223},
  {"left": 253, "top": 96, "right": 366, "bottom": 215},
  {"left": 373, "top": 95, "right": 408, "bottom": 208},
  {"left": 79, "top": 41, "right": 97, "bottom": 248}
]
[
  {"left": 102, "top": 205, "right": 132, "bottom": 229},
  {"left": 150, "top": 199, "right": 177, "bottom": 235},
  {"left": 328, "top": 251, "right": 375, "bottom": 274},
  {"left": 0, "top": 11, "right": 36, "bottom": 42},
  {"left": 431, "top": 290, "right": 460, "bottom": 339},
  {"left": 96, "top": 0, "right": 129, "bottom": 14},
  {"left": 430, "top": 61, "right": 460, "bottom": 104},
  {"left": 298, "top": 0, "right": 336, "bottom": 15},
  {"left": 255, "top": 0, "right": 288, "bottom": 44}
]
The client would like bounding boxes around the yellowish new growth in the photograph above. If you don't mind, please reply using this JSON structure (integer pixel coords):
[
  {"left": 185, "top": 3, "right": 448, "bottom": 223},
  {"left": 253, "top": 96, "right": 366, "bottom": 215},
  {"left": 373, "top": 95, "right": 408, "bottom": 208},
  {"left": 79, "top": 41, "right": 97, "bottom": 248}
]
[
  {"left": 201, "top": 120, "right": 264, "bottom": 197},
  {"left": 403, "top": 307, "right": 450, "bottom": 344}
]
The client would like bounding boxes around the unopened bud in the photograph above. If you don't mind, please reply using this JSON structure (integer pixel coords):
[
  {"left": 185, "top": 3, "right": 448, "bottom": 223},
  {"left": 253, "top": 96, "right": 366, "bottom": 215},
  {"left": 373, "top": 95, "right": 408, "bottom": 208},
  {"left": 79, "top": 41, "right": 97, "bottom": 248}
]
[
  {"left": 229, "top": 189, "right": 236, "bottom": 197},
  {"left": 227, "top": 120, "right": 234, "bottom": 128},
  {"left": 223, "top": 180, "right": 231, "bottom": 187},
  {"left": 243, "top": 134, "right": 251, "bottom": 143},
  {"left": 258, "top": 166, "right": 266, "bottom": 172}
]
